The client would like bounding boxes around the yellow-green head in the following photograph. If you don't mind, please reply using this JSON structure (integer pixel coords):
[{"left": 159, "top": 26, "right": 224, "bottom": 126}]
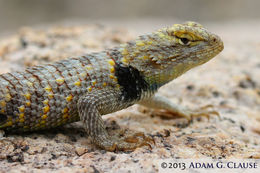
[{"left": 119, "top": 21, "right": 224, "bottom": 87}]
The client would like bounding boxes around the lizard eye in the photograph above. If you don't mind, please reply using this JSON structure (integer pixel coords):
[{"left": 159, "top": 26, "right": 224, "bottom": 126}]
[{"left": 179, "top": 37, "right": 190, "bottom": 45}]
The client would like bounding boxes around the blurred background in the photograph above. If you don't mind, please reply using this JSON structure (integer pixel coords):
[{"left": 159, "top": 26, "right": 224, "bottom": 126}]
[
  {"left": 0, "top": 2, "right": 260, "bottom": 172},
  {"left": 0, "top": 0, "right": 259, "bottom": 35}
]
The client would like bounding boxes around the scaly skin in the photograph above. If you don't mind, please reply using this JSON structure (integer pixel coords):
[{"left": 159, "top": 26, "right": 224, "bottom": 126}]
[{"left": 0, "top": 22, "right": 224, "bottom": 151}]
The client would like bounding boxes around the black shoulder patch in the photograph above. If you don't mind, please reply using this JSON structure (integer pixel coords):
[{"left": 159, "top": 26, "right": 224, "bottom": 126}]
[
  {"left": 0, "top": 113, "right": 7, "bottom": 125},
  {"left": 114, "top": 63, "right": 148, "bottom": 101}
]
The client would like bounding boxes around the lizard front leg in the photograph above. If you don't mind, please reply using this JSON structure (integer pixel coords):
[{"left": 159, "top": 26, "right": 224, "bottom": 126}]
[
  {"left": 138, "top": 93, "right": 219, "bottom": 121},
  {"left": 77, "top": 88, "right": 153, "bottom": 151}
]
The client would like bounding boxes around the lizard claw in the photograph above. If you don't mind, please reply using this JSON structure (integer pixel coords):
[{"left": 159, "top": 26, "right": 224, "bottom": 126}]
[
  {"left": 113, "top": 131, "right": 154, "bottom": 151},
  {"left": 193, "top": 104, "right": 220, "bottom": 120},
  {"left": 181, "top": 105, "right": 220, "bottom": 123},
  {"left": 182, "top": 105, "right": 220, "bottom": 123},
  {"left": 96, "top": 130, "right": 155, "bottom": 152},
  {"left": 148, "top": 104, "right": 220, "bottom": 123}
]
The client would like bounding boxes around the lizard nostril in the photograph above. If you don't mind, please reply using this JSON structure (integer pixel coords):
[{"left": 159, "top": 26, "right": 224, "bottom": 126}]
[{"left": 213, "top": 38, "right": 217, "bottom": 42}]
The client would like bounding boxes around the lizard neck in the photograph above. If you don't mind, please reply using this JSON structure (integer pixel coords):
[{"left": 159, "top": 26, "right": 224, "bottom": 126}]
[
  {"left": 143, "top": 67, "right": 185, "bottom": 90},
  {"left": 108, "top": 48, "right": 189, "bottom": 94}
]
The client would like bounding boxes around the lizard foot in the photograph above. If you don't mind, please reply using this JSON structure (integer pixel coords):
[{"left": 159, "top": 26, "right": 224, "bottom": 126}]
[
  {"left": 145, "top": 104, "right": 220, "bottom": 122},
  {"left": 95, "top": 131, "right": 154, "bottom": 152},
  {"left": 175, "top": 104, "right": 220, "bottom": 122}
]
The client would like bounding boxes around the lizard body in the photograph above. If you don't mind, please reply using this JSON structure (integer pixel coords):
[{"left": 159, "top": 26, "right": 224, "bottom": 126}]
[{"left": 0, "top": 22, "right": 224, "bottom": 151}]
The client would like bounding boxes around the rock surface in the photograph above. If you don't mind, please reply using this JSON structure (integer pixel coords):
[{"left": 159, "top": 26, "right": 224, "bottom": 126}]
[{"left": 0, "top": 22, "right": 259, "bottom": 173}]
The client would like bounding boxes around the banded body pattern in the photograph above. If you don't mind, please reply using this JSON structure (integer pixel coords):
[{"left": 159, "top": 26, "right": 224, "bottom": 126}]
[
  {"left": 0, "top": 52, "right": 120, "bottom": 131},
  {"left": 0, "top": 22, "right": 224, "bottom": 151}
]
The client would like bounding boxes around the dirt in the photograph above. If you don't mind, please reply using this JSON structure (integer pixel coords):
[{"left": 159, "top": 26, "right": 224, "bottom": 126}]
[{"left": 0, "top": 21, "right": 259, "bottom": 173}]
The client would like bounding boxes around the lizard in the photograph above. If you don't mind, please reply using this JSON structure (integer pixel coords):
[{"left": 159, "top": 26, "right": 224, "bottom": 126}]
[{"left": 0, "top": 22, "right": 224, "bottom": 151}]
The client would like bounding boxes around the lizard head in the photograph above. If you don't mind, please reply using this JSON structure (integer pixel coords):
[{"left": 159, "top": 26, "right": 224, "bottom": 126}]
[{"left": 118, "top": 21, "right": 224, "bottom": 87}]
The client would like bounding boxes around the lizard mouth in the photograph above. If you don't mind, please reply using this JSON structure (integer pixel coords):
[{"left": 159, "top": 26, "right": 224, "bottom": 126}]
[
  {"left": 170, "top": 40, "right": 224, "bottom": 64},
  {"left": 171, "top": 33, "right": 224, "bottom": 63},
  {"left": 209, "top": 39, "right": 224, "bottom": 57},
  {"left": 196, "top": 34, "right": 224, "bottom": 61}
]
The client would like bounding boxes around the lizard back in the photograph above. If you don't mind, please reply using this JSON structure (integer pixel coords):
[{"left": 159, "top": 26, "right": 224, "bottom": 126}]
[{"left": 0, "top": 52, "right": 119, "bottom": 131}]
